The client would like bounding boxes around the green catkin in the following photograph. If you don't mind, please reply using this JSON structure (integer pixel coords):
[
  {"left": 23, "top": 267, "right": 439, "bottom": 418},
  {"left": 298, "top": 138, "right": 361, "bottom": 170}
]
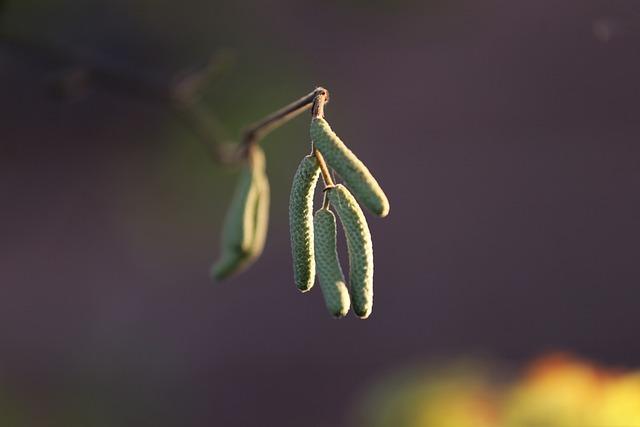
[
  {"left": 313, "top": 208, "right": 350, "bottom": 318},
  {"left": 212, "top": 145, "right": 266, "bottom": 280},
  {"left": 288, "top": 155, "right": 321, "bottom": 291},
  {"left": 250, "top": 164, "right": 270, "bottom": 260},
  {"left": 310, "top": 118, "right": 390, "bottom": 217},
  {"left": 211, "top": 165, "right": 257, "bottom": 279},
  {"left": 327, "top": 184, "right": 374, "bottom": 318}
]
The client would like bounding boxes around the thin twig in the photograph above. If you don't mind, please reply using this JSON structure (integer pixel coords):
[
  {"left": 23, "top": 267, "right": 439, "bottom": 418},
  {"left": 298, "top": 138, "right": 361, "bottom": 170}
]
[
  {"left": 309, "top": 89, "right": 334, "bottom": 190},
  {"left": 171, "top": 48, "right": 235, "bottom": 105},
  {"left": 0, "top": 32, "right": 232, "bottom": 162},
  {"left": 311, "top": 88, "right": 329, "bottom": 119},
  {"left": 316, "top": 149, "right": 334, "bottom": 209},
  {"left": 1, "top": 32, "right": 336, "bottom": 171},
  {"left": 1, "top": 34, "right": 173, "bottom": 101},
  {"left": 239, "top": 86, "right": 328, "bottom": 154},
  {"left": 314, "top": 148, "right": 334, "bottom": 188},
  {"left": 174, "top": 101, "right": 234, "bottom": 164}
]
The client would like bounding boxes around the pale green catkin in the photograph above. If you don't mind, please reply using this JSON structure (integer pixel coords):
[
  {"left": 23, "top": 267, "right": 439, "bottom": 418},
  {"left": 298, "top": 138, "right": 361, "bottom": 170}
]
[
  {"left": 249, "top": 166, "right": 270, "bottom": 261},
  {"left": 211, "top": 165, "right": 257, "bottom": 279},
  {"left": 327, "top": 184, "right": 374, "bottom": 318},
  {"left": 212, "top": 145, "right": 267, "bottom": 280},
  {"left": 313, "top": 208, "right": 350, "bottom": 318},
  {"left": 310, "top": 118, "right": 390, "bottom": 217},
  {"left": 289, "top": 155, "right": 321, "bottom": 291}
]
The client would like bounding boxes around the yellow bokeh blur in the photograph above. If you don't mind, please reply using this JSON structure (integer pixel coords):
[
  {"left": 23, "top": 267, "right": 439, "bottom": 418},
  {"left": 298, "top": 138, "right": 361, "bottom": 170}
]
[{"left": 357, "top": 354, "right": 640, "bottom": 427}]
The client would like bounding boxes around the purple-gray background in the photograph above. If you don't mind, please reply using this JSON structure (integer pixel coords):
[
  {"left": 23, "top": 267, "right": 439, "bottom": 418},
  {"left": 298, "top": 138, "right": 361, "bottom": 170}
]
[{"left": 1, "top": 0, "right": 639, "bottom": 425}]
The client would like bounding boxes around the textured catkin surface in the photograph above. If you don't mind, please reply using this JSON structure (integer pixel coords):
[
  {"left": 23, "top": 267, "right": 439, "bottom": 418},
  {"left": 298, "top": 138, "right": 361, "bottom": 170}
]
[
  {"left": 327, "top": 184, "right": 374, "bottom": 318},
  {"left": 313, "top": 209, "right": 350, "bottom": 318},
  {"left": 212, "top": 145, "right": 267, "bottom": 280},
  {"left": 310, "top": 118, "right": 389, "bottom": 217},
  {"left": 289, "top": 155, "right": 321, "bottom": 291}
]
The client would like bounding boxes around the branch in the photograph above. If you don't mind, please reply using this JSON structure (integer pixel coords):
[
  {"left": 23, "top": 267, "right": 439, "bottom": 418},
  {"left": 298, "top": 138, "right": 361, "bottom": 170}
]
[
  {"left": 0, "top": 32, "right": 233, "bottom": 162},
  {"left": 239, "top": 87, "right": 329, "bottom": 154},
  {"left": 309, "top": 90, "right": 334, "bottom": 190},
  {"left": 0, "top": 32, "right": 333, "bottom": 168}
]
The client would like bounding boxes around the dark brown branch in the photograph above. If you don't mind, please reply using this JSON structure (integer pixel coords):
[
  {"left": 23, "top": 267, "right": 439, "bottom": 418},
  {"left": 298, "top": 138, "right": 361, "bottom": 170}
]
[
  {"left": 174, "top": 102, "right": 234, "bottom": 163},
  {"left": 1, "top": 32, "right": 333, "bottom": 168},
  {"left": 308, "top": 89, "right": 334, "bottom": 192},
  {"left": 240, "top": 86, "right": 329, "bottom": 152},
  {"left": 311, "top": 88, "right": 329, "bottom": 119},
  {"left": 1, "top": 34, "right": 174, "bottom": 101},
  {"left": 0, "top": 32, "right": 232, "bottom": 162},
  {"left": 171, "top": 48, "right": 235, "bottom": 105}
]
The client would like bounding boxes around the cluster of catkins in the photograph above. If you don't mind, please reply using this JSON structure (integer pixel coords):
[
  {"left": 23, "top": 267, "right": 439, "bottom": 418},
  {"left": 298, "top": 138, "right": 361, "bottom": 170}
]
[
  {"left": 211, "top": 117, "right": 389, "bottom": 319},
  {"left": 290, "top": 118, "right": 389, "bottom": 318}
]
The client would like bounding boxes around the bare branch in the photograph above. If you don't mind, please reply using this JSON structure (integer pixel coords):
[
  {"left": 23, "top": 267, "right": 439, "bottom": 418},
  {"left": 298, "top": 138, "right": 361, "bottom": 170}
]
[
  {"left": 240, "top": 86, "right": 329, "bottom": 151},
  {"left": 1, "top": 32, "right": 333, "bottom": 169},
  {"left": 0, "top": 32, "right": 232, "bottom": 162}
]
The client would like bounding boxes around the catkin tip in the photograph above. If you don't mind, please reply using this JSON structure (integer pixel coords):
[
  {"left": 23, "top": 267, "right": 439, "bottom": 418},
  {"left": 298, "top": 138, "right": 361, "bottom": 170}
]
[
  {"left": 211, "top": 261, "right": 234, "bottom": 281},
  {"left": 355, "top": 308, "right": 372, "bottom": 319},
  {"left": 377, "top": 203, "right": 390, "bottom": 218},
  {"left": 311, "top": 118, "right": 390, "bottom": 218},
  {"left": 298, "top": 285, "right": 313, "bottom": 293}
]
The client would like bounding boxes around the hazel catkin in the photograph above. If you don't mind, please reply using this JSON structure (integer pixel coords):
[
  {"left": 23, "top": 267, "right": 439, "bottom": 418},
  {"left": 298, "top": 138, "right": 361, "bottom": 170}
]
[
  {"left": 311, "top": 118, "right": 389, "bottom": 217},
  {"left": 327, "top": 184, "right": 374, "bottom": 318},
  {"left": 288, "top": 155, "right": 321, "bottom": 292},
  {"left": 211, "top": 145, "right": 267, "bottom": 280},
  {"left": 313, "top": 208, "right": 350, "bottom": 317}
]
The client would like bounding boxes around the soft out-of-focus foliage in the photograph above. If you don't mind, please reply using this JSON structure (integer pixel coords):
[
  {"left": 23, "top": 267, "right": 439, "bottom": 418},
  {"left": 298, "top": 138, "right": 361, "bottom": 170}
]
[
  {"left": 0, "top": 390, "right": 29, "bottom": 426},
  {"left": 356, "top": 354, "right": 640, "bottom": 427},
  {"left": 505, "top": 355, "right": 640, "bottom": 427},
  {"left": 356, "top": 360, "right": 499, "bottom": 427}
]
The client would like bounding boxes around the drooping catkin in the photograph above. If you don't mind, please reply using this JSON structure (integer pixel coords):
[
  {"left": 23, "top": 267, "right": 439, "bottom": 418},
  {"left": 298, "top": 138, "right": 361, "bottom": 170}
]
[
  {"left": 313, "top": 208, "right": 350, "bottom": 318},
  {"left": 327, "top": 184, "right": 374, "bottom": 318},
  {"left": 211, "top": 145, "right": 267, "bottom": 280},
  {"left": 211, "top": 166, "right": 257, "bottom": 279},
  {"left": 310, "top": 118, "right": 389, "bottom": 217},
  {"left": 289, "top": 155, "right": 321, "bottom": 292}
]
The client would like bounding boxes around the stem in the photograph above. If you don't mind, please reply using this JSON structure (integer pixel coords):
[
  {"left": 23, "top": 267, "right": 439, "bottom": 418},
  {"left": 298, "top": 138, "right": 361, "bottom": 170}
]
[
  {"left": 175, "top": 101, "right": 234, "bottom": 163},
  {"left": 309, "top": 86, "right": 334, "bottom": 185},
  {"left": 314, "top": 148, "right": 334, "bottom": 187},
  {"left": 239, "top": 86, "right": 328, "bottom": 155},
  {"left": 1, "top": 33, "right": 336, "bottom": 170},
  {"left": 311, "top": 88, "right": 329, "bottom": 119},
  {"left": 0, "top": 32, "right": 232, "bottom": 162},
  {"left": 321, "top": 191, "right": 330, "bottom": 210},
  {"left": 317, "top": 149, "right": 334, "bottom": 210}
]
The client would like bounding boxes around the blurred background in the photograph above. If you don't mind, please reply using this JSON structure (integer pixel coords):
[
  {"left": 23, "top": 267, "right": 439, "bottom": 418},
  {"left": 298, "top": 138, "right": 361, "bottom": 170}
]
[{"left": 1, "top": 0, "right": 640, "bottom": 425}]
